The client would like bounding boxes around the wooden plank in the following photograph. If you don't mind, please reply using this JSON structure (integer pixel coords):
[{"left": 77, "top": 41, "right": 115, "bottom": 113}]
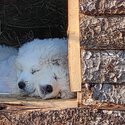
[
  {"left": 77, "top": 92, "right": 82, "bottom": 106},
  {"left": 68, "top": 0, "right": 81, "bottom": 91},
  {"left": 0, "top": 97, "right": 77, "bottom": 111}
]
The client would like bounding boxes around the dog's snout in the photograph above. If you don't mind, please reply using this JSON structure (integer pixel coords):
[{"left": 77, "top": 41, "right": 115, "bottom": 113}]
[
  {"left": 46, "top": 85, "right": 53, "bottom": 93},
  {"left": 18, "top": 81, "right": 26, "bottom": 89}
]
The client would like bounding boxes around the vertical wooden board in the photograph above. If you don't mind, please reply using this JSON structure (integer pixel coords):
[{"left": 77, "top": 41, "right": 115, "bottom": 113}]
[
  {"left": 68, "top": 0, "right": 81, "bottom": 91},
  {"left": 77, "top": 91, "right": 82, "bottom": 106}
]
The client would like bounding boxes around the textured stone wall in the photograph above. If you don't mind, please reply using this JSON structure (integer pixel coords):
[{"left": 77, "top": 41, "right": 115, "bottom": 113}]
[
  {"left": 80, "top": 0, "right": 125, "bottom": 105},
  {"left": 92, "top": 84, "right": 125, "bottom": 104},
  {"left": 0, "top": 107, "right": 125, "bottom": 125},
  {"left": 82, "top": 50, "right": 125, "bottom": 83},
  {"left": 80, "top": 0, "right": 125, "bottom": 15},
  {"left": 80, "top": 16, "right": 125, "bottom": 49}
]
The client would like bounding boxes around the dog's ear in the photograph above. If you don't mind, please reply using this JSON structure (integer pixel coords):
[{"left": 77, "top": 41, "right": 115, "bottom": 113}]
[
  {"left": 51, "top": 55, "right": 68, "bottom": 66},
  {"left": 39, "top": 55, "right": 68, "bottom": 66},
  {"left": 51, "top": 58, "right": 61, "bottom": 66}
]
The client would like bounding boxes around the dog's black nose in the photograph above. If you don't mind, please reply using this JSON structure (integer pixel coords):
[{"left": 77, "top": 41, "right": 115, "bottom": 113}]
[
  {"left": 18, "top": 81, "right": 26, "bottom": 89},
  {"left": 46, "top": 85, "right": 53, "bottom": 93}
]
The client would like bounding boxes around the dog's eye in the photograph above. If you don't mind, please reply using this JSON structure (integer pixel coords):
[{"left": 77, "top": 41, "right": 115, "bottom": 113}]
[
  {"left": 52, "top": 59, "right": 60, "bottom": 66},
  {"left": 53, "top": 73, "right": 58, "bottom": 81},
  {"left": 31, "top": 69, "right": 40, "bottom": 74}
]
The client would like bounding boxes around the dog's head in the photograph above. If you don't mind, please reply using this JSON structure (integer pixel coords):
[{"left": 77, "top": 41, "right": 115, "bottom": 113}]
[
  {"left": 16, "top": 55, "right": 73, "bottom": 99},
  {"left": 36, "top": 65, "right": 75, "bottom": 99},
  {"left": 16, "top": 39, "right": 74, "bottom": 99},
  {"left": 35, "top": 64, "right": 68, "bottom": 99},
  {"left": 16, "top": 51, "right": 42, "bottom": 96},
  {"left": 16, "top": 45, "right": 42, "bottom": 95}
]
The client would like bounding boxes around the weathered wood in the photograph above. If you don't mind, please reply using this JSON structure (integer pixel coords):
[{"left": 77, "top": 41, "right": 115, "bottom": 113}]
[
  {"left": 77, "top": 92, "right": 82, "bottom": 106},
  {"left": 81, "top": 49, "right": 125, "bottom": 84},
  {"left": 80, "top": 0, "right": 125, "bottom": 15},
  {"left": 80, "top": 15, "right": 125, "bottom": 49},
  {"left": 0, "top": 98, "right": 77, "bottom": 111},
  {"left": 68, "top": 0, "right": 81, "bottom": 91}
]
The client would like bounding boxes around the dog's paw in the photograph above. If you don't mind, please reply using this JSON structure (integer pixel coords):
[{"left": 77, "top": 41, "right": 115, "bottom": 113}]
[{"left": 59, "top": 90, "right": 76, "bottom": 99}]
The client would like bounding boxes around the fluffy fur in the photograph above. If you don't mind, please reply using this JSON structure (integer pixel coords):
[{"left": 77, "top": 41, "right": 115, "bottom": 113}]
[
  {"left": 16, "top": 38, "right": 75, "bottom": 99},
  {"left": 0, "top": 45, "right": 18, "bottom": 94}
]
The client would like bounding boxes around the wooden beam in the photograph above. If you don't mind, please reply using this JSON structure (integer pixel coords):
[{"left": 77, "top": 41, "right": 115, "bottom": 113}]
[
  {"left": 0, "top": 97, "right": 78, "bottom": 111},
  {"left": 68, "top": 0, "right": 81, "bottom": 91},
  {"left": 77, "top": 91, "right": 82, "bottom": 106}
]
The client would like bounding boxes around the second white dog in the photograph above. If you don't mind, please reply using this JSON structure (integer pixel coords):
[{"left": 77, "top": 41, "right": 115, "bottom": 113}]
[
  {"left": 0, "top": 45, "right": 17, "bottom": 94},
  {"left": 16, "top": 38, "right": 75, "bottom": 99}
]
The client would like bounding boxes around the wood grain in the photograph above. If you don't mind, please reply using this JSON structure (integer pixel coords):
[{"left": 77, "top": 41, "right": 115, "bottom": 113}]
[{"left": 68, "top": 0, "right": 81, "bottom": 92}]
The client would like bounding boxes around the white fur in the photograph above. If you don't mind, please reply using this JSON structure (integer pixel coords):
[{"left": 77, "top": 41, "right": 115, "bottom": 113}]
[
  {"left": 16, "top": 38, "right": 75, "bottom": 99},
  {"left": 0, "top": 45, "right": 18, "bottom": 94}
]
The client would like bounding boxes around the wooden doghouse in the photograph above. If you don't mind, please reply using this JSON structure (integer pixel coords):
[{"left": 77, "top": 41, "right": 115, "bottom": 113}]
[{"left": 0, "top": 0, "right": 125, "bottom": 124}]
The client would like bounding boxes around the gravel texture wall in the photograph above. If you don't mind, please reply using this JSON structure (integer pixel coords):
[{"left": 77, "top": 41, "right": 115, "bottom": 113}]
[{"left": 80, "top": 0, "right": 125, "bottom": 105}]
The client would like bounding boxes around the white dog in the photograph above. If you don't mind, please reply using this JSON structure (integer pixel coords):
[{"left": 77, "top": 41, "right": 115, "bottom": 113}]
[
  {"left": 16, "top": 38, "right": 75, "bottom": 99},
  {"left": 0, "top": 45, "right": 17, "bottom": 94}
]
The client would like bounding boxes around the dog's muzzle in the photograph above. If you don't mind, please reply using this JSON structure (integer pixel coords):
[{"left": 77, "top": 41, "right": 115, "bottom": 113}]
[
  {"left": 40, "top": 85, "right": 53, "bottom": 94},
  {"left": 18, "top": 81, "right": 26, "bottom": 89}
]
